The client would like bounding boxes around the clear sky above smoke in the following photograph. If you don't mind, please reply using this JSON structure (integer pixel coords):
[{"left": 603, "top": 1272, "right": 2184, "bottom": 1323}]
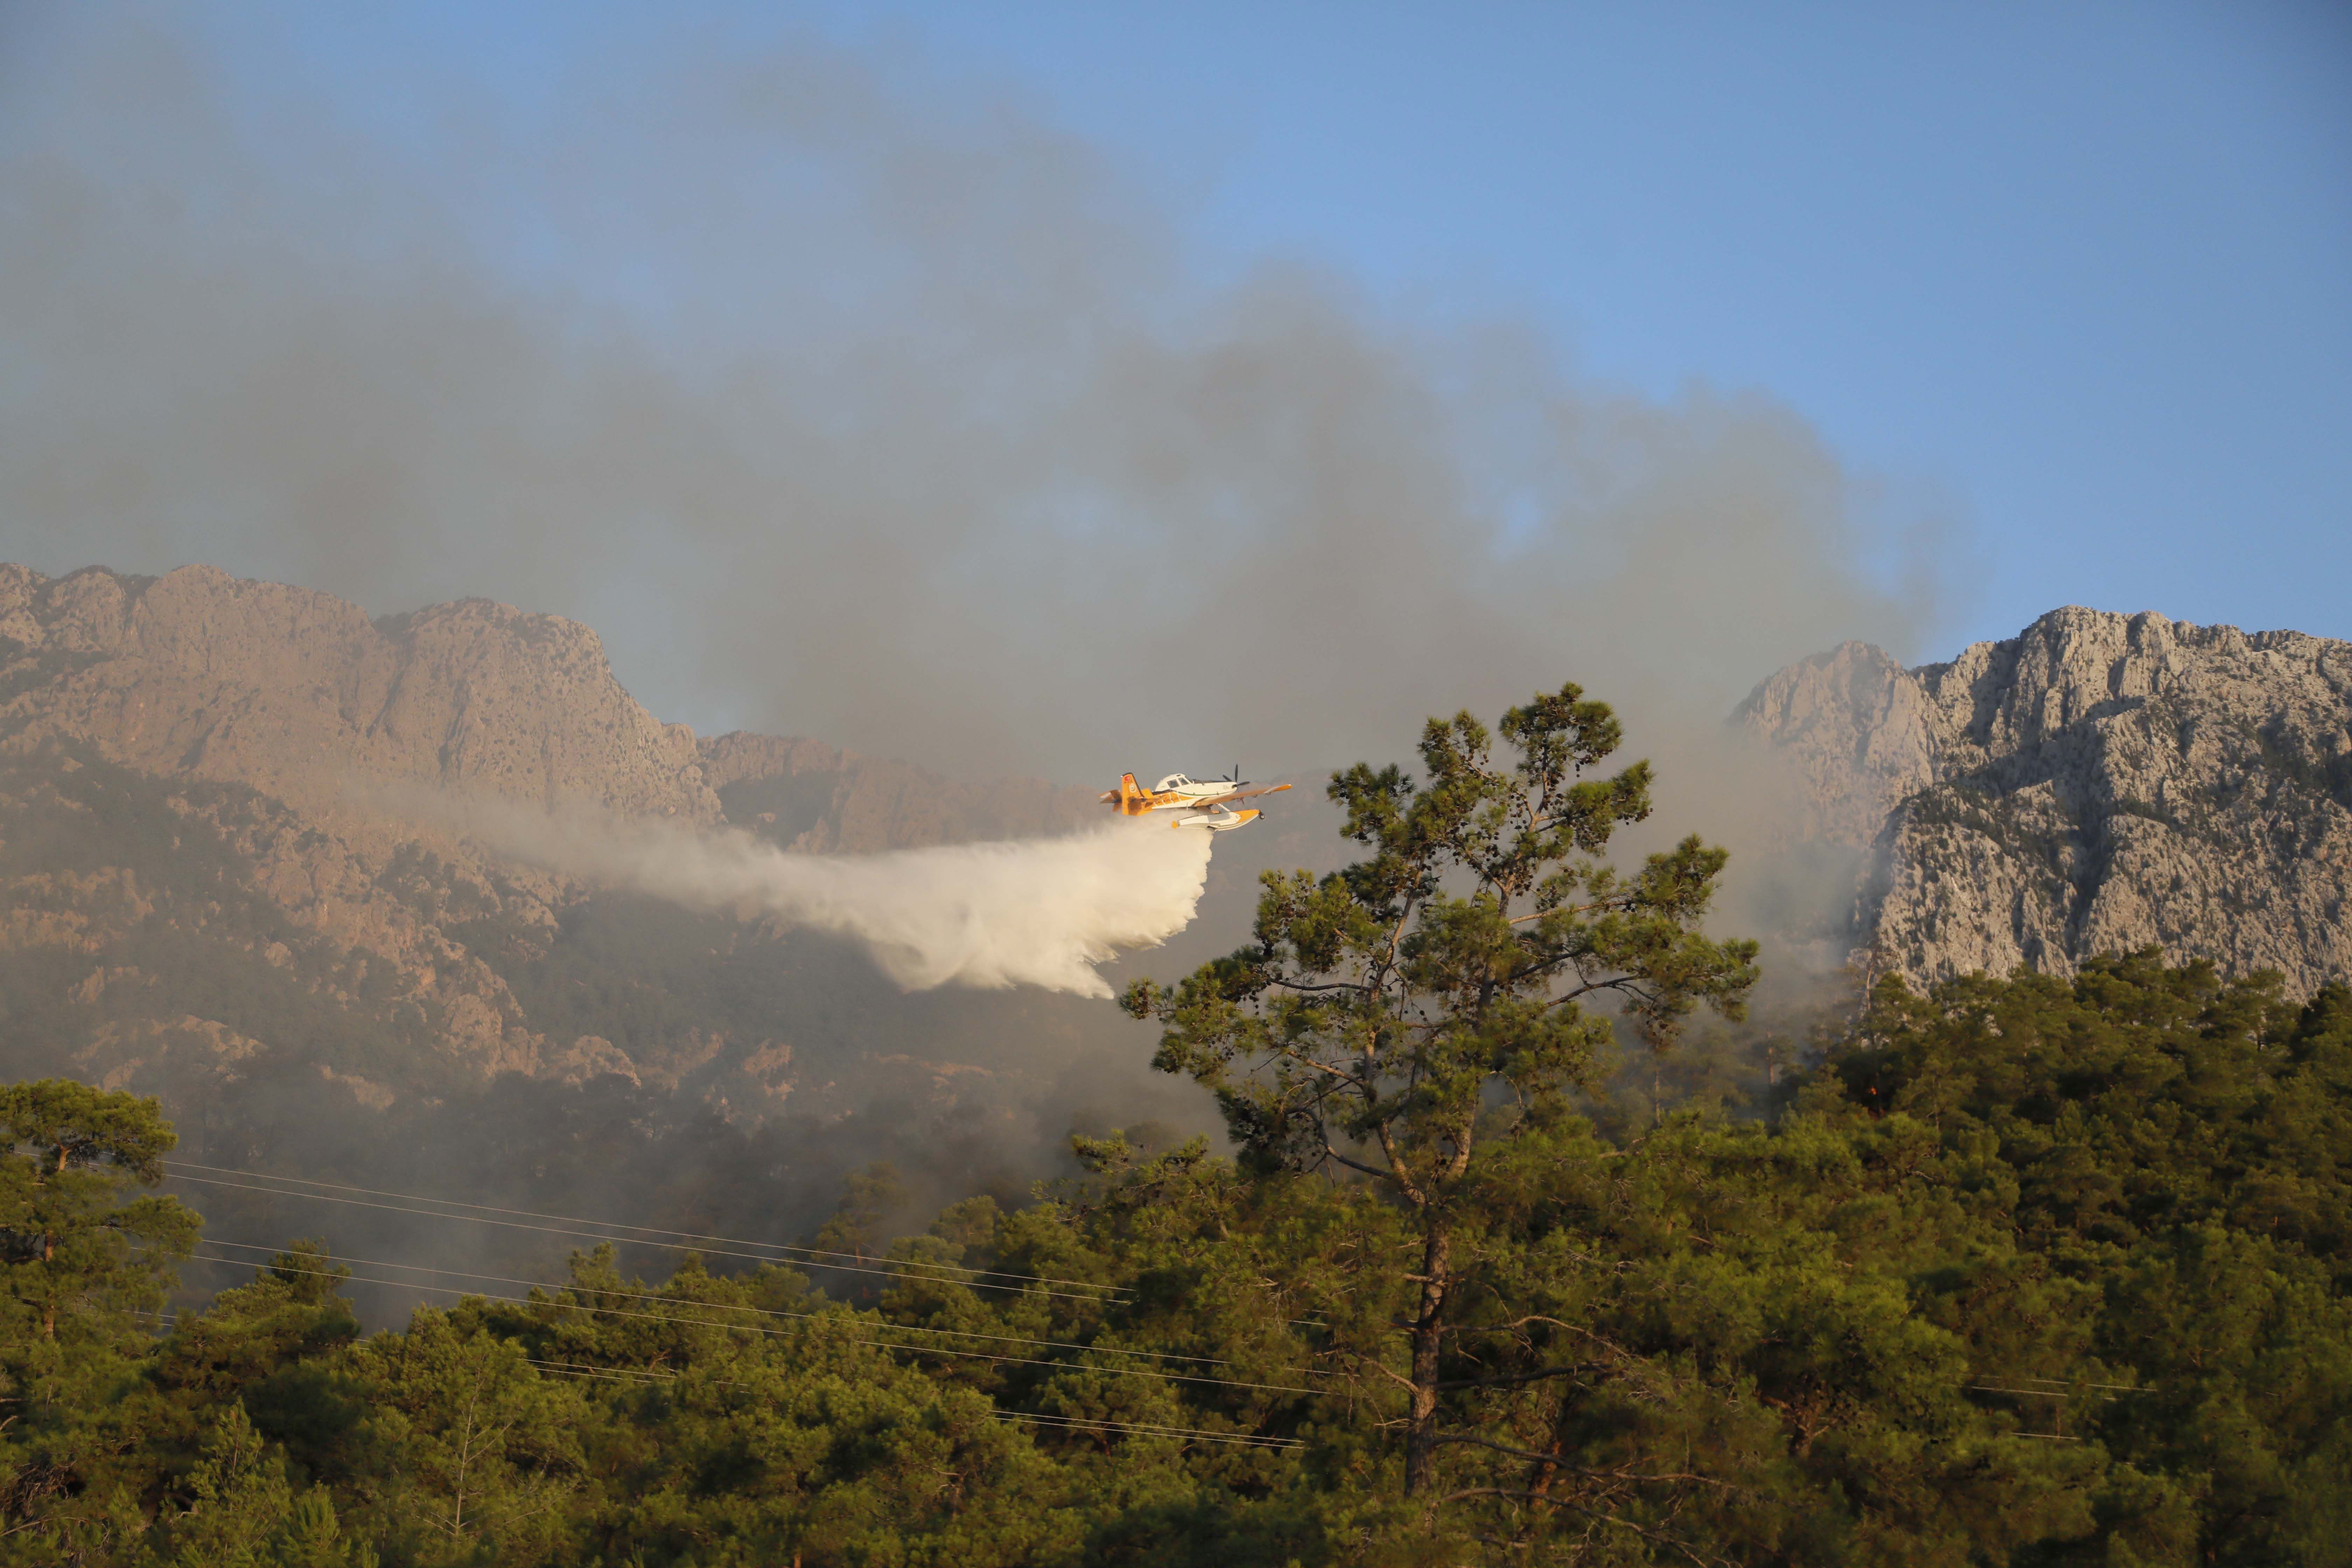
[{"left": 2, "top": 3, "right": 2345, "bottom": 785}]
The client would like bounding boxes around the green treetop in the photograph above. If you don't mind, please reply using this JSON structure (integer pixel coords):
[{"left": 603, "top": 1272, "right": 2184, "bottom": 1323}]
[
  {"left": 0, "top": 1079, "right": 199, "bottom": 1546},
  {"left": 1124, "top": 685, "right": 1759, "bottom": 1500},
  {"left": 0, "top": 1079, "right": 195, "bottom": 1346}
]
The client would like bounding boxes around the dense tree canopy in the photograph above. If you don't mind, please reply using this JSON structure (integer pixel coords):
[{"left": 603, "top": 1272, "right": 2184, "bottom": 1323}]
[
  {"left": 1, "top": 1081, "right": 197, "bottom": 1548},
  {"left": 5, "top": 969, "right": 2349, "bottom": 1565}
]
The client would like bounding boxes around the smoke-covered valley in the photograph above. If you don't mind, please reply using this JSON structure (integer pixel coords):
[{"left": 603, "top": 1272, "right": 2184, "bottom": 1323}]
[{"left": 0, "top": 556, "right": 1844, "bottom": 1325}]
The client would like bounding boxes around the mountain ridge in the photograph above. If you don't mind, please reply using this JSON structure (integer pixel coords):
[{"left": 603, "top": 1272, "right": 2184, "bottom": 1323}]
[
  {"left": 0, "top": 562, "right": 1104, "bottom": 1110},
  {"left": 7, "top": 562, "right": 2345, "bottom": 1121},
  {"left": 0, "top": 561, "right": 1101, "bottom": 846},
  {"left": 1736, "top": 604, "right": 2352, "bottom": 997}
]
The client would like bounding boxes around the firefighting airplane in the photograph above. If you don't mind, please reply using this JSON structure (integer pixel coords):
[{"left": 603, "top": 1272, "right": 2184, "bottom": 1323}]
[{"left": 1100, "top": 768, "right": 1293, "bottom": 831}]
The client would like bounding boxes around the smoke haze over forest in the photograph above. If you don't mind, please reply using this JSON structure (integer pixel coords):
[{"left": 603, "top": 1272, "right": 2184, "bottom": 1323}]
[{"left": 0, "top": 6, "right": 1954, "bottom": 799}]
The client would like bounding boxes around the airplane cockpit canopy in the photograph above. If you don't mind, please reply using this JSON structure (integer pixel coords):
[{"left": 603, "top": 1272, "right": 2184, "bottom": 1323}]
[{"left": 1155, "top": 774, "right": 1192, "bottom": 792}]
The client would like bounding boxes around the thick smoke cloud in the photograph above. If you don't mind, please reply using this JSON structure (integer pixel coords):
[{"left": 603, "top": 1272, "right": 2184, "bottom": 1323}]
[
  {"left": 0, "top": 8, "right": 1953, "bottom": 798},
  {"left": 410, "top": 794, "right": 1217, "bottom": 998}
]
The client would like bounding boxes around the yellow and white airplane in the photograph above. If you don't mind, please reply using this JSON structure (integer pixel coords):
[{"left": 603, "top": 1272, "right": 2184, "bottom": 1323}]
[{"left": 1100, "top": 768, "right": 1293, "bottom": 830}]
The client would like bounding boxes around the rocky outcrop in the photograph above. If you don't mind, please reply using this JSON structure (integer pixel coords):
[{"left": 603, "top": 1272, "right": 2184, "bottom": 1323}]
[{"left": 1737, "top": 607, "right": 2352, "bottom": 997}]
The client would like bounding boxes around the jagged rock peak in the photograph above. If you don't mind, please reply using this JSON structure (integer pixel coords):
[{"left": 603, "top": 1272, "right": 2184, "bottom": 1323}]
[{"left": 1738, "top": 606, "right": 2352, "bottom": 998}]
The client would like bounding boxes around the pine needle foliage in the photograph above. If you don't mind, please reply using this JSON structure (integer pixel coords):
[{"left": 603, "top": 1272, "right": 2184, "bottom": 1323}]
[{"left": 1123, "top": 686, "right": 1759, "bottom": 1498}]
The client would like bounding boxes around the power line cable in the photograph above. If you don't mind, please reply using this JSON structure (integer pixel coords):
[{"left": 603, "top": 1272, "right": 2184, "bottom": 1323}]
[
  {"left": 167, "top": 1168, "right": 1123, "bottom": 1305},
  {"left": 525, "top": 1357, "right": 672, "bottom": 1386},
  {"left": 164, "top": 1158, "right": 1329, "bottom": 1333},
  {"left": 185, "top": 1252, "right": 1321, "bottom": 1397},
  {"left": 199, "top": 1237, "right": 1303, "bottom": 1376},
  {"left": 163, "top": 1158, "right": 1122, "bottom": 1297}
]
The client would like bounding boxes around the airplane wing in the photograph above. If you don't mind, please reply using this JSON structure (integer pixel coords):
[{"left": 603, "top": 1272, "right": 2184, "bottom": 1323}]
[{"left": 1217, "top": 783, "right": 1293, "bottom": 803}]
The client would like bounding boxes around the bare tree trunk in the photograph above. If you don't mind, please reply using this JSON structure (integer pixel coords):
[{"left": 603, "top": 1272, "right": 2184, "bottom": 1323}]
[{"left": 1403, "top": 1220, "right": 1452, "bottom": 1497}]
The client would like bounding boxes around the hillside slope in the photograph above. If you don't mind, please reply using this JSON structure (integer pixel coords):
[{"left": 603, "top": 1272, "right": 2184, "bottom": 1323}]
[{"left": 0, "top": 563, "right": 1104, "bottom": 1111}]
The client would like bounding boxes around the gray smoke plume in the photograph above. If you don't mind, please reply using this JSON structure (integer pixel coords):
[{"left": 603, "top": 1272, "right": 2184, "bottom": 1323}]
[
  {"left": 0, "top": 13, "right": 1977, "bottom": 1302},
  {"left": 0, "top": 8, "right": 1956, "bottom": 798}
]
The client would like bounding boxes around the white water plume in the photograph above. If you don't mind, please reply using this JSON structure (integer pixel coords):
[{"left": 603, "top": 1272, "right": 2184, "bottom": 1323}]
[{"left": 427, "top": 800, "right": 1216, "bottom": 998}]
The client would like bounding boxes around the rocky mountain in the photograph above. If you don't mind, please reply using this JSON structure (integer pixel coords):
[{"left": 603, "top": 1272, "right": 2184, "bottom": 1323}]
[
  {"left": 1737, "top": 606, "right": 2352, "bottom": 998},
  {"left": 0, "top": 562, "right": 1206, "bottom": 1283},
  {"left": 0, "top": 563, "right": 1111, "bottom": 1120},
  {"left": 0, "top": 562, "right": 1092, "bottom": 846}
]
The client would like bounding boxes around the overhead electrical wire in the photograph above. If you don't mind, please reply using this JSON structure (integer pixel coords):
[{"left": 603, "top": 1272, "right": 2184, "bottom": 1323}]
[
  {"left": 162, "top": 1155, "right": 1329, "bottom": 1336},
  {"left": 165, "top": 1162, "right": 1334, "bottom": 1332},
  {"left": 164, "top": 1163, "right": 1125, "bottom": 1304},
  {"left": 197, "top": 1237, "right": 1299, "bottom": 1376},
  {"left": 185, "top": 1251, "right": 1323, "bottom": 1397},
  {"left": 164, "top": 1159, "right": 1119, "bottom": 1295},
  {"left": 162, "top": 1160, "right": 1124, "bottom": 1297},
  {"left": 524, "top": 1357, "right": 671, "bottom": 1386}
]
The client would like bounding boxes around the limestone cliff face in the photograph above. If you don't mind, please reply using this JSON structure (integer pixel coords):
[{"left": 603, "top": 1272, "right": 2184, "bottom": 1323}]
[
  {"left": 0, "top": 564, "right": 1095, "bottom": 1102},
  {"left": 1736, "top": 607, "right": 2352, "bottom": 997}
]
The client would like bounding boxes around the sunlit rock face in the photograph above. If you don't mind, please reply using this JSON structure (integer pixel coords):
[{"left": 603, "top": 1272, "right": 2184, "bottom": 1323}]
[
  {"left": 0, "top": 561, "right": 718, "bottom": 820},
  {"left": 1738, "top": 607, "right": 2352, "bottom": 998}
]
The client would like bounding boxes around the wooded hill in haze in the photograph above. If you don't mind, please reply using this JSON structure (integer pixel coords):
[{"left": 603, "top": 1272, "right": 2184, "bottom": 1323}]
[{"left": 0, "top": 563, "right": 1179, "bottom": 1285}]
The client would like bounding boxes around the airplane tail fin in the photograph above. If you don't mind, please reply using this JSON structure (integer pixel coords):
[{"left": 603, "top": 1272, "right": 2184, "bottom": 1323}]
[{"left": 1118, "top": 773, "right": 1144, "bottom": 814}]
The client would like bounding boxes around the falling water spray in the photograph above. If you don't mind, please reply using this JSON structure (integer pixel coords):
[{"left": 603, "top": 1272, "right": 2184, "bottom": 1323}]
[{"left": 402, "top": 795, "right": 1218, "bottom": 998}]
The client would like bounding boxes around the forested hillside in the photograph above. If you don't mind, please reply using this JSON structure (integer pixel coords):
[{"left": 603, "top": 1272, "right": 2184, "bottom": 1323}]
[{"left": 5, "top": 952, "right": 2347, "bottom": 1565}]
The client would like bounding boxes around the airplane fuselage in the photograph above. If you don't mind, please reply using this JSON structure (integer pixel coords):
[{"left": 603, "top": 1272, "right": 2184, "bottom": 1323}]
[
  {"left": 1143, "top": 774, "right": 1236, "bottom": 808},
  {"left": 1099, "top": 771, "right": 1292, "bottom": 819}
]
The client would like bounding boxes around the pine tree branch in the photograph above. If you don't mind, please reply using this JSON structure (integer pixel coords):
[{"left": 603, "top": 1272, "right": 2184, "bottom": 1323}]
[{"left": 1318, "top": 1143, "right": 1398, "bottom": 1184}]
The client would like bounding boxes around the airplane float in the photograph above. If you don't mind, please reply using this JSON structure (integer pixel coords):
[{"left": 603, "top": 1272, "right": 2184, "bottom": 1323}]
[{"left": 1100, "top": 768, "right": 1292, "bottom": 832}]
